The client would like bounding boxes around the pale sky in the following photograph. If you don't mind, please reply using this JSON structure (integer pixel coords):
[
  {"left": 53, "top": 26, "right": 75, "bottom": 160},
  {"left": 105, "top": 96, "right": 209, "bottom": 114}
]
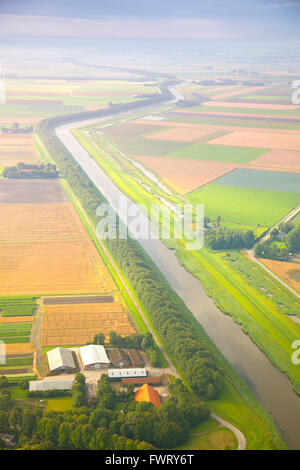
[{"left": 0, "top": 0, "right": 299, "bottom": 39}]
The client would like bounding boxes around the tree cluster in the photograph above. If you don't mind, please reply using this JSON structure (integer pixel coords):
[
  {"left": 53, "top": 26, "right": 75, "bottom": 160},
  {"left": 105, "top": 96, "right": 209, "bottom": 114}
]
[
  {"left": 0, "top": 374, "right": 210, "bottom": 450},
  {"left": 2, "top": 162, "right": 58, "bottom": 179},
  {"left": 205, "top": 227, "right": 255, "bottom": 250}
]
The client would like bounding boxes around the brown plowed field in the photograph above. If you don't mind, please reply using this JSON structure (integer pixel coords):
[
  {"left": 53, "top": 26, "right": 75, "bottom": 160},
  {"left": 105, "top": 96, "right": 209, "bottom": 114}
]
[
  {"left": 203, "top": 100, "right": 299, "bottom": 111},
  {"left": 259, "top": 259, "right": 300, "bottom": 293},
  {"left": 132, "top": 155, "right": 237, "bottom": 194},
  {"left": 208, "top": 131, "right": 300, "bottom": 151},
  {"left": 145, "top": 125, "right": 220, "bottom": 142},
  {"left": 250, "top": 150, "right": 300, "bottom": 170},
  {"left": 0, "top": 179, "right": 69, "bottom": 204},
  {"left": 41, "top": 302, "right": 135, "bottom": 346}
]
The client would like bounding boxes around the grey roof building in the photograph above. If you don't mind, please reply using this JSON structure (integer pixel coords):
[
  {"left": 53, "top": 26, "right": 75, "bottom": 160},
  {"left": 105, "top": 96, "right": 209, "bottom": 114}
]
[{"left": 47, "top": 347, "right": 75, "bottom": 373}]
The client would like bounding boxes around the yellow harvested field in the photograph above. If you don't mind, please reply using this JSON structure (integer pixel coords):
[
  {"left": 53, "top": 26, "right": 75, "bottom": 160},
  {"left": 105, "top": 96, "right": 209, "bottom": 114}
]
[
  {"left": 145, "top": 125, "right": 218, "bottom": 142},
  {"left": 0, "top": 239, "right": 116, "bottom": 295},
  {"left": 0, "top": 316, "right": 34, "bottom": 323},
  {"left": 0, "top": 202, "right": 117, "bottom": 295},
  {"left": 208, "top": 131, "right": 300, "bottom": 151},
  {"left": 132, "top": 155, "right": 237, "bottom": 194},
  {"left": 41, "top": 302, "right": 135, "bottom": 346},
  {"left": 259, "top": 259, "right": 300, "bottom": 293},
  {"left": 203, "top": 100, "right": 299, "bottom": 111},
  {"left": 0, "top": 203, "right": 88, "bottom": 241},
  {"left": 5, "top": 343, "right": 34, "bottom": 354}
]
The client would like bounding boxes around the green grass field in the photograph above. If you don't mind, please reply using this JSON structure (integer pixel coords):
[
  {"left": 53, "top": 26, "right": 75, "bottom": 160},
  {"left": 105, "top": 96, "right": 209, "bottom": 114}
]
[
  {"left": 45, "top": 397, "right": 73, "bottom": 412},
  {"left": 105, "top": 134, "right": 187, "bottom": 156},
  {"left": 172, "top": 427, "right": 237, "bottom": 450},
  {"left": 238, "top": 94, "right": 290, "bottom": 102},
  {"left": 0, "top": 297, "right": 37, "bottom": 317},
  {"left": 212, "top": 168, "right": 300, "bottom": 193},
  {"left": 187, "top": 184, "right": 300, "bottom": 226},
  {"left": 167, "top": 142, "right": 269, "bottom": 163}
]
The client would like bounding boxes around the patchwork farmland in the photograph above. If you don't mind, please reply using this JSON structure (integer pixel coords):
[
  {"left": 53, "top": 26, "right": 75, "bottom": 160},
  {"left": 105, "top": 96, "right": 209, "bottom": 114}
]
[
  {"left": 0, "top": 71, "right": 163, "bottom": 383},
  {"left": 0, "top": 297, "right": 36, "bottom": 376},
  {"left": 0, "top": 133, "right": 41, "bottom": 174},
  {"left": 0, "top": 77, "right": 160, "bottom": 120}
]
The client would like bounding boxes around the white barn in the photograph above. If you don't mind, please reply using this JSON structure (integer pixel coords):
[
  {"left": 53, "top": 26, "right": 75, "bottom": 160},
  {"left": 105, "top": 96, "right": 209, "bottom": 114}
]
[
  {"left": 47, "top": 347, "right": 75, "bottom": 374},
  {"left": 79, "top": 345, "right": 110, "bottom": 370}
]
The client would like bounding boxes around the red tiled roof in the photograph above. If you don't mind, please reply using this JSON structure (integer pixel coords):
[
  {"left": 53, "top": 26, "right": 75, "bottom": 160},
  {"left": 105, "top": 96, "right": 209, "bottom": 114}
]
[{"left": 134, "top": 384, "right": 161, "bottom": 407}]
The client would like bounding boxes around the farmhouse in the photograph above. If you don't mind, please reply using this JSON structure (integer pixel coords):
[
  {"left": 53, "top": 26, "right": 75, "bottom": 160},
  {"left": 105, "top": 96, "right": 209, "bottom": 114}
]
[
  {"left": 108, "top": 368, "right": 147, "bottom": 380},
  {"left": 134, "top": 384, "right": 161, "bottom": 407},
  {"left": 80, "top": 344, "right": 110, "bottom": 370},
  {"left": 47, "top": 347, "right": 75, "bottom": 374}
]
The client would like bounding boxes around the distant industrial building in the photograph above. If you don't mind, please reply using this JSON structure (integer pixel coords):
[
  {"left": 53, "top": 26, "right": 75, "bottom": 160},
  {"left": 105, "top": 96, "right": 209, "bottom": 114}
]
[
  {"left": 108, "top": 368, "right": 147, "bottom": 380},
  {"left": 134, "top": 384, "right": 161, "bottom": 407},
  {"left": 47, "top": 347, "right": 75, "bottom": 374},
  {"left": 29, "top": 379, "right": 74, "bottom": 392},
  {"left": 80, "top": 344, "right": 110, "bottom": 370}
]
